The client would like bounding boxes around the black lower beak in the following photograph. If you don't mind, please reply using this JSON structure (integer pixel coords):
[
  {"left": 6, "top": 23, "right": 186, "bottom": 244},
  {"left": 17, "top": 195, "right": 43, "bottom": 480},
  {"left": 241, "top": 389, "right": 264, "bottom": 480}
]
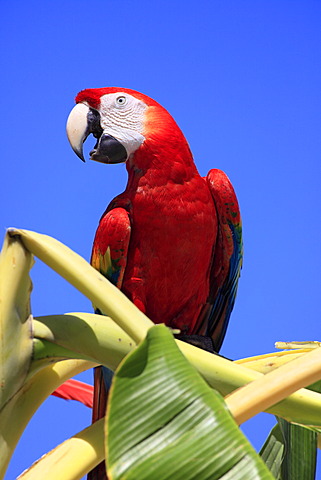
[{"left": 90, "top": 134, "right": 128, "bottom": 164}]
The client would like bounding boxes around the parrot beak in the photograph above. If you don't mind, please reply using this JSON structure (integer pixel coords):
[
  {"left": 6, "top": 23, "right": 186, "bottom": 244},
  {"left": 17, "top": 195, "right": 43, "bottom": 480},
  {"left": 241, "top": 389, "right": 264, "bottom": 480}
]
[
  {"left": 89, "top": 134, "right": 128, "bottom": 164},
  {"left": 66, "top": 103, "right": 128, "bottom": 164},
  {"left": 66, "top": 103, "right": 89, "bottom": 161}
]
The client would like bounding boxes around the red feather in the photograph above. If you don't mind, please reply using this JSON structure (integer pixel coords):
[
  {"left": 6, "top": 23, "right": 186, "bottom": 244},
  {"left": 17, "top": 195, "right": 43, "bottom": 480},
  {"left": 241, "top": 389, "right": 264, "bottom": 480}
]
[
  {"left": 52, "top": 379, "right": 93, "bottom": 408},
  {"left": 76, "top": 87, "right": 161, "bottom": 110}
]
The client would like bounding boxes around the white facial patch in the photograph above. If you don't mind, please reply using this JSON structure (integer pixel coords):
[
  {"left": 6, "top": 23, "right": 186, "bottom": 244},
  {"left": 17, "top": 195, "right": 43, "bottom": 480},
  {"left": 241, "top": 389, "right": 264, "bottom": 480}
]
[{"left": 99, "top": 93, "right": 147, "bottom": 156}]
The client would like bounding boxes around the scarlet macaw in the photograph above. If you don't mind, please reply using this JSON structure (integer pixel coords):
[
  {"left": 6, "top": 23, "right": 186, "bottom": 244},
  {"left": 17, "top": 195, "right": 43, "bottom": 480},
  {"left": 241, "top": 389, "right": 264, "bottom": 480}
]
[{"left": 66, "top": 87, "right": 242, "bottom": 478}]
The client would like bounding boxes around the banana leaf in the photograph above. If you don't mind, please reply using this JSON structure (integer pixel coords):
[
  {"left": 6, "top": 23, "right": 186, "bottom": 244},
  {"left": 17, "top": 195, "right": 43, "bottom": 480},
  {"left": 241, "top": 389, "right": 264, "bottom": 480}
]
[{"left": 106, "top": 324, "right": 275, "bottom": 480}]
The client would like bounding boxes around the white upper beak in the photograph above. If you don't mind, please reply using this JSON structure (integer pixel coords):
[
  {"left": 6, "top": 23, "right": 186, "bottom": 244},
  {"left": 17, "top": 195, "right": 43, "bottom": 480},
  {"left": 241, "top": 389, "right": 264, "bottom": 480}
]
[{"left": 66, "top": 103, "right": 90, "bottom": 161}]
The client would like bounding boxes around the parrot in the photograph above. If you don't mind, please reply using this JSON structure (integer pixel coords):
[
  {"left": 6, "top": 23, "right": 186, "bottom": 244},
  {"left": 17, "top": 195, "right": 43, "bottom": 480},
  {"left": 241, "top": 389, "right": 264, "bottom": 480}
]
[{"left": 66, "top": 87, "right": 243, "bottom": 479}]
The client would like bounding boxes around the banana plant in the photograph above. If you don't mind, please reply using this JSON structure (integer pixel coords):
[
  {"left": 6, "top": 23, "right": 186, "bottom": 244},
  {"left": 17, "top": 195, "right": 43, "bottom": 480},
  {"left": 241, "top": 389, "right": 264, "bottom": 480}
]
[{"left": 1, "top": 228, "right": 321, "bottom": 479}]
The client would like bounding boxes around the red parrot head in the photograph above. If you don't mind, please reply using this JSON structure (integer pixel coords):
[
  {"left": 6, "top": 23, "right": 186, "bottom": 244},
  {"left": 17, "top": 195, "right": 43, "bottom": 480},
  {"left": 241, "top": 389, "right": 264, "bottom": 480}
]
[{"left": 66, "top": 87, "right": 187, "bottom": 166}]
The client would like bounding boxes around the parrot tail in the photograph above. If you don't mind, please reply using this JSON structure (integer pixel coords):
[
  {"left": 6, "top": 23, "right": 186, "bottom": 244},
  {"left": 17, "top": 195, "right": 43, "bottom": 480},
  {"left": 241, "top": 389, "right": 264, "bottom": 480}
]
[
  {"left": 51, "top": 379, "right": 93, "bottom": 408},
  {"left": 87, "top": 366, "right": 112, "bottom": 480}
]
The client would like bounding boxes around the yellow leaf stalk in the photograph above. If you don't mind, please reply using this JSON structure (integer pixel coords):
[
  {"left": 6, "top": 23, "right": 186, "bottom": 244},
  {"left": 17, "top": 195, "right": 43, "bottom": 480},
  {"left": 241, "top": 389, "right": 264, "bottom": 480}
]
[
  {"left": 17, "top": 419, "right": 104, "bottom": 480},
  {"left": 8, "top": 228, "right": 153, "bottom": 344},
  {"left": 0, "top": 359, "right": 95, "bottom": 478},
  {"left": 0, "top": 233, "right": 33, "bottom": 408},
  {"left": 226, "top": 346, "right": 321, "bottom": 425}
]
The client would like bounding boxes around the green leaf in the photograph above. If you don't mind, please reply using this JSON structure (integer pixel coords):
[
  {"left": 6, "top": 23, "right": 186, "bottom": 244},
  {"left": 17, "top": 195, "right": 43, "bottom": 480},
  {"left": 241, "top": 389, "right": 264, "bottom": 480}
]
[
  {"left": 278, "top": 418, "right": 317, "bottom": 480},
  {"left": 260, "top": 423, "right": 284, "bottom": 479},
  {"left": 308, "top": 379, "right": 321, "bottom": 393},
  {"left": 260, "top": 374, "right": 321, "bottom": 480},
  {"left": 260, "top": 418, "right": 317, "bottom": 480},
  {"left": 106, "top": 324, "right": 274, "bottom": 480}
]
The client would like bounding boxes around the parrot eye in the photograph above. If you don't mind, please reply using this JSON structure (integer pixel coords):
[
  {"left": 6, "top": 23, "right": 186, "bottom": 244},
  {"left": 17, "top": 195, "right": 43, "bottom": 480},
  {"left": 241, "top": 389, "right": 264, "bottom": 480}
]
[{"left": 115, "top": 95, "right": 127, "bottom": 106}]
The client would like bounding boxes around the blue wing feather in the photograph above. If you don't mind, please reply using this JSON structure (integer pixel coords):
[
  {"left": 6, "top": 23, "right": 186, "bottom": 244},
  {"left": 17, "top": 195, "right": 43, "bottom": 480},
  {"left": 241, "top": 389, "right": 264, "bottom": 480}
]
[
  {"left": 206, "top": 221, "right": 243, "bottom": 350},
  {"left": 196, "top": 169, "right": 243, "bottom": 352}
]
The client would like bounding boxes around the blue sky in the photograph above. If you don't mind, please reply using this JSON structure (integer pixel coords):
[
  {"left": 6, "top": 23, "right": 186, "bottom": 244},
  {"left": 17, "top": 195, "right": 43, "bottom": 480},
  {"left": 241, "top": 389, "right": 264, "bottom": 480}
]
[{"left": 2, "top": 1, "right": 321, "bottom": 478}]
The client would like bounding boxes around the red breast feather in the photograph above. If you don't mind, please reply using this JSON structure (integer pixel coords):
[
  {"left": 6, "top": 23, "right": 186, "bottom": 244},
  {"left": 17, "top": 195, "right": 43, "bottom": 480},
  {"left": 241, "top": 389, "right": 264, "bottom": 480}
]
[{"left": 113, "top": 102, "right": 218, "bottom": 333}]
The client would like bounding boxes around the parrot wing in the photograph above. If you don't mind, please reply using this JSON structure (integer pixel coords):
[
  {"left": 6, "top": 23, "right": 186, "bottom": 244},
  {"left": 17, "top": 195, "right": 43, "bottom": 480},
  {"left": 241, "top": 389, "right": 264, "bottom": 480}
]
[
  {"left": 196, "top": 169, "right": 243, "bottom": 352},
  {"left": 91, "top": 205, "right": 131, "bottom": 288}
]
